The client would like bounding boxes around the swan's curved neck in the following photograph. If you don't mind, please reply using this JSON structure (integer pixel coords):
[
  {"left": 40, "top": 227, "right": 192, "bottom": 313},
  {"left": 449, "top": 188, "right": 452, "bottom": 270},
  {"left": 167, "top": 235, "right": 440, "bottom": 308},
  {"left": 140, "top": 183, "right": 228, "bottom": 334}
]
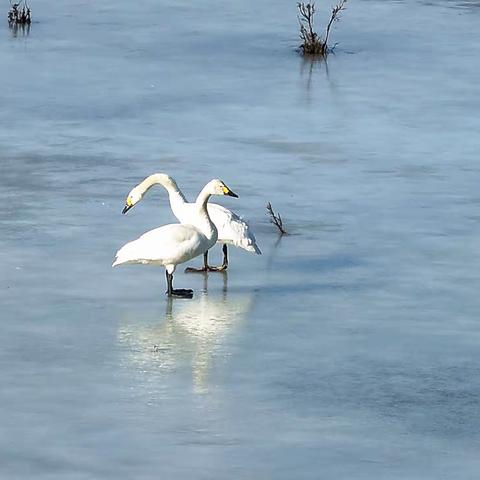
[
  {"left": 138, "top": 174, "right": 187, "bottom": 215},
  {"left": 194, "top": 185, "right": 218, "bottom": 243}
]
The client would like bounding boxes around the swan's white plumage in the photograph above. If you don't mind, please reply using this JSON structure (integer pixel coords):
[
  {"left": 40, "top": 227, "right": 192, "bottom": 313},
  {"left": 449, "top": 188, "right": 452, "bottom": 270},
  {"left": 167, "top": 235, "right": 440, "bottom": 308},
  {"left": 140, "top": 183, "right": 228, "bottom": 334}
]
[
  {"left": 127, "top": 174, "right": 261, "bottom": 255},
  {"left": 112, "top": 179, "right": 235, "bottom": 288},
  {"left": 205, "top": 204, "right": 261, "bottom": 253},
  {"left": 112, "top": 223, "right": 210, "bottom": 270},
  {"left": 174, "top": 202, "right": 260, "bottom": 253}
]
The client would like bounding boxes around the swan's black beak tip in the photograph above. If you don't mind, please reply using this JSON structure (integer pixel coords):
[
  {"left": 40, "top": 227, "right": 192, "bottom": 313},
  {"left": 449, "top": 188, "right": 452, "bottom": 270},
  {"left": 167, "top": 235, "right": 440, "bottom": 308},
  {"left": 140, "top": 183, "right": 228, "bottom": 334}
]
[
  {"left": 122, "top": 204, "right": 132, "bottom": 214},
  {"left": 227, "top": 190, "right": 239, "bottom": 198}
]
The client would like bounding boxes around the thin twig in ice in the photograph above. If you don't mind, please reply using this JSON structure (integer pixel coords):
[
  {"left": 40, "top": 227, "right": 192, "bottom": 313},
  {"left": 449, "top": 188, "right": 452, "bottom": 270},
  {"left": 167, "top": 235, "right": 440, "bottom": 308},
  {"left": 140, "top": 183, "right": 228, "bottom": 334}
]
[{"left": 267, "top": 202, "right": 288, "bottom": 235}]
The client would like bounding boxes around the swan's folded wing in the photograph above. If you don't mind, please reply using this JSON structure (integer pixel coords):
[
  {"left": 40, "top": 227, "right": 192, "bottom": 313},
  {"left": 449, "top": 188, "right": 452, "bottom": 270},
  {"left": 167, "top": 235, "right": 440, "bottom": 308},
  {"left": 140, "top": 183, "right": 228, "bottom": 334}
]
[
  {"left": 113, "top": 224, "right": 205, "bottom": 265},
  {"left": 207, "top": 204, "right": 261, "bottom": 254}
]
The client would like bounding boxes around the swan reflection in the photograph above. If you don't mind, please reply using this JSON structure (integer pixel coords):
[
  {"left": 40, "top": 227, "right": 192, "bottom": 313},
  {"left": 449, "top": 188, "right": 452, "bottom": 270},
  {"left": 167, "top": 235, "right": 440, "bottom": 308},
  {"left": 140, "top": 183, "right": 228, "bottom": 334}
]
[{"left": 118, "top": 275, "right": 254, "bottom": 394}]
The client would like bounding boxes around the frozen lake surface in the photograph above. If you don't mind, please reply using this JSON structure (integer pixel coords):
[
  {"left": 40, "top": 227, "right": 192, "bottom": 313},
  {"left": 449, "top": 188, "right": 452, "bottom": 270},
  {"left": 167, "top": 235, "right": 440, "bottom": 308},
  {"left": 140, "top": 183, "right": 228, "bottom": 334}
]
[{"left": 1, "top": 0, "right": 480, "bottom": 478}]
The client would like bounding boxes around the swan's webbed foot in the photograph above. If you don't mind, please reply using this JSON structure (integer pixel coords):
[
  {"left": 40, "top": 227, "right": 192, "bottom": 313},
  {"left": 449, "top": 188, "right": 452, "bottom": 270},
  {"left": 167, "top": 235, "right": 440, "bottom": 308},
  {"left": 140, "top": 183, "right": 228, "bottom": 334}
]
[
  {"left": 206, "top": 264, "right": 228, "bottom": 272},
  {"left": 184, "top": 246, "right": 228, "bottom": 273},
  {"left": 168, "top": 288, "right": 193, "bottom": 299},
  {"left": 184, "top": 264, "right": 227, "bottom": 273},
  {"left": 184, "top": 266, "right": 208, "bottom": 273},
  {"left": 165, "top": 271, "right": 193, "bottom": 298},
  {"left": 185, "top": 251, "right": 210, "bottom": 274}
]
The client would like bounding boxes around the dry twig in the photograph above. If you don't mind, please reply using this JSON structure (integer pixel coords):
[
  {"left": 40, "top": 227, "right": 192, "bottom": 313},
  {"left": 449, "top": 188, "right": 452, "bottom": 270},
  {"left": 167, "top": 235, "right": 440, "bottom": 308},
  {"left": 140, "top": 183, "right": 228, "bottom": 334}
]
[
  {"left": 267, "top": 202, "right": 288, "bottom": 235},
  {"left": 324, "top": 0, "right": 347, "bottom": 52}
]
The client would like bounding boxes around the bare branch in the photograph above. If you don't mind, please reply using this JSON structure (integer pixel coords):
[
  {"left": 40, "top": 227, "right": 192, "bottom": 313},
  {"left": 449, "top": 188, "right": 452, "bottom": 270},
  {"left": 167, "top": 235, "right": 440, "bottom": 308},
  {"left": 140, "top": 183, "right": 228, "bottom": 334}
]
[
  {"left": 324, "top": 0, "right": 347, "bottom": 54},
  {"left": 267, "top": 202, "right": 288, "bottom": 235}
]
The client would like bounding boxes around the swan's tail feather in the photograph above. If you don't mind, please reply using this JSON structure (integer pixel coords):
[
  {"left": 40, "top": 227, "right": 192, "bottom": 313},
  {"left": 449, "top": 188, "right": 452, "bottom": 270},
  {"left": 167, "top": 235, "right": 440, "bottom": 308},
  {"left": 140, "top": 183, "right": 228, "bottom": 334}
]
[
  {"left": 112, "top": 241, "right": 137, "bottom": 267},
  {"left": 231, "top": 236, "right": 261, "bottom": 255},
  {"left": 112, "top": 257, "right": 123, "bottom": 267},
  {"left": 242, "top": 242, "right": 262, "bottom": 255}
]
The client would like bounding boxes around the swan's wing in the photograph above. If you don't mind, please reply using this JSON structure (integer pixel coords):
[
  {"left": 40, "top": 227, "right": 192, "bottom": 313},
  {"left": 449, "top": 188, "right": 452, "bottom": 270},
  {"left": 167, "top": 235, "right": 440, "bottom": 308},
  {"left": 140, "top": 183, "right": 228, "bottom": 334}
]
[
  {"left": 113, "top": 224, "right": 205, "bottom": 266},
  {"left": 207, "top": 204, "right": 261, "bottom": 254}
]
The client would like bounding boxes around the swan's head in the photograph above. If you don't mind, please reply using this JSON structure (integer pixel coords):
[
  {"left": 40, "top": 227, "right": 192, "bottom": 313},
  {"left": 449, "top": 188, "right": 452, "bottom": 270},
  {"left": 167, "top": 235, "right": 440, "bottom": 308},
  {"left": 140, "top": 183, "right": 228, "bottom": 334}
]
[
  {"left": 122, "top": 187, "right": 143, "bottom": 214},
  {"left": 207, "top": 179, "right": 239, "bottom": 198},
  {"left": 122, "top": 173, "right": 177, "bottom": 214}
]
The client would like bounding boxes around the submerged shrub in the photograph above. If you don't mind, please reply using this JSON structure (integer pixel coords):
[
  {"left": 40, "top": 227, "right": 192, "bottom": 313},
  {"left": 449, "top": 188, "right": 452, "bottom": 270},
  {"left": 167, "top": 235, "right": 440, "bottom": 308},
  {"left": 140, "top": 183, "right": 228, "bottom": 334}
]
[
  {"left": 297, "top": 1, "right": 347, "bottom": 57},
  {"left": 7, "top": 0, "right": 32, "bottom": 26}
]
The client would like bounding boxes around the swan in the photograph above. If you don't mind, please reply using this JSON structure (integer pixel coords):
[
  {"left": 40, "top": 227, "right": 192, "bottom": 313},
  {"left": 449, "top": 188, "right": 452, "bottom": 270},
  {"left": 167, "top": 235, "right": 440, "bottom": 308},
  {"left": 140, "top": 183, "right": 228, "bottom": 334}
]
[
  {"left": 121, "top": 173, "right": 261, "bottom": 272},
  {"left": 112, "top": 179, "right": 238, "bottom": 298}
]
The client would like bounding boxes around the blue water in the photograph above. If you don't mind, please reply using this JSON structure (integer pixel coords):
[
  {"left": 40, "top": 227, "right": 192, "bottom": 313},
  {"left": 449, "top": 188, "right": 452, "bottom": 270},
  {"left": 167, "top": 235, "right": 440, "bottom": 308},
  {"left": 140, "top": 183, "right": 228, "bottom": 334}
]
[{"left": 1, "top": 0, "right": 480, "bottom": 478}]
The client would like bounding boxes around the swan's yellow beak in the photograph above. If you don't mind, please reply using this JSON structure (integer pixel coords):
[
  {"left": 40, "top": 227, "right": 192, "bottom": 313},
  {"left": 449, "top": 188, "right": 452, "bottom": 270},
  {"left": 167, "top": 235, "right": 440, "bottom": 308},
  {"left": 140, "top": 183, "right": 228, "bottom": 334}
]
[
  {"left": 222, "top": 186, "right": 238, "bottom": 198},
  {"left": 122, "top": 197, "right": 134, "bottom": 214}
]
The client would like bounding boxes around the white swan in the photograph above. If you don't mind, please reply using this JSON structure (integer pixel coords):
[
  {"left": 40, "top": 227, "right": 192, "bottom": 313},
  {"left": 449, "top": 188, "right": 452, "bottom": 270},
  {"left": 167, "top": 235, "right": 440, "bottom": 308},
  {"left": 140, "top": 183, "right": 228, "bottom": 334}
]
[
  {"left": 121, "top": 173, "right": 261, "bottom": 272},
  {"left": 112, "top": 179, "right": 238, "bottom": 298}
]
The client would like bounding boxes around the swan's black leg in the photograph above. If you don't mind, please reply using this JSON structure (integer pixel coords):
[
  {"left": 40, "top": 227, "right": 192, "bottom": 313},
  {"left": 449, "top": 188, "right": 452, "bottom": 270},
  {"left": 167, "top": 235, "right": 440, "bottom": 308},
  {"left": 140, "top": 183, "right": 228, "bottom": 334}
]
[
  {"left": 223, "top": 244, "right": 228, "bottom": 268},
  {"left": 166, "top": 271, "right": 173, "bottom": 295},
  {"left": 207, "top": 244, "right": 228, "bottom": 272},
  {"left": 165, "top": 271, "right": 193, "bottom": 298},
  {"left": 185, "top": 245, "right": 229, "bottom": 273},
  {"left": 185, "top": 251, "right": 209, "bottom": 273}
]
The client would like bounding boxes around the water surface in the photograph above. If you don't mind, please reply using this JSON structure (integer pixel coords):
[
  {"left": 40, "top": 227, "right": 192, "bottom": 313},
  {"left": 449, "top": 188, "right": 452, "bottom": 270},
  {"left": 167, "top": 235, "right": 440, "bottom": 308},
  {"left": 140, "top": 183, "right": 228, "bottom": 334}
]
[{"left": 1, "top": 0, "right": 480, "bottom": 478}]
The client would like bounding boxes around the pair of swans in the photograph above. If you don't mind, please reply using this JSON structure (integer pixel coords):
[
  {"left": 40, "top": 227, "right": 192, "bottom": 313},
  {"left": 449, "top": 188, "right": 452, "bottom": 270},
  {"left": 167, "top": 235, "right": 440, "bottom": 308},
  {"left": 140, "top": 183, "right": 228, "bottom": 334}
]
[
  {"left": 112, "top": 176, "right": 261, "bottom": 298},
  {"left": 122, "top": 174, "right": 261, "bottom": 271}
]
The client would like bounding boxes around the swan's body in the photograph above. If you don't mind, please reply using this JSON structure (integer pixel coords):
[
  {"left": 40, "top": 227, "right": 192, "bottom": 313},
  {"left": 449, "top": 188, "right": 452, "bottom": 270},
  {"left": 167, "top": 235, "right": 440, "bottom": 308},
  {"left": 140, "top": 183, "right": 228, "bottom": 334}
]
[
  {"left": 122, "top": 173, "right": 261, "bottom": 271},
  {"left": 112, "top": 224, "right": 213, "bottom": 271},
  {"left": 113, "top": 179, "right": 238, "bottom": 298}
]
